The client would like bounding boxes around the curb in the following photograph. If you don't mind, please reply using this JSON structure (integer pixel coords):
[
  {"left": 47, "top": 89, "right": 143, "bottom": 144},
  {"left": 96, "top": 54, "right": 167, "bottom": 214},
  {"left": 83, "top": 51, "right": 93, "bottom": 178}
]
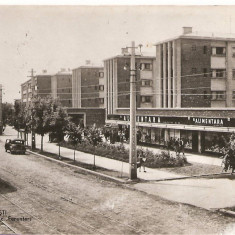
[
  {"left": 152, "top": 172, "right": 230, "bottom": 182},
  {"left": 27, "top": 150, "right": 127, "bottom": 184}
]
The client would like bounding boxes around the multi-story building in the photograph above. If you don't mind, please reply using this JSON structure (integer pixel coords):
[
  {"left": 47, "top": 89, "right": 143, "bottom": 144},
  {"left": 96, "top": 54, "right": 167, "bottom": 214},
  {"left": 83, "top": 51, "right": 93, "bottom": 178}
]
[
  {"left": 0, "top": 84, "right": 2, "bottom": 134},
  {"left": 72, "top": 66, "right": 104, "bottom": 108},
  {"left": 104, "top": 54, "right": 156, "bottom": 115},
  {"left": 21, "top": 73, "right": 51, "bottom": 107},
  {"left": 155, "top": 26, "right": 235, "bottom": 108},
  {"left": 106, "top": 32, "right": 235, "bottom": 155},
  {"left": 51, "top": 70, "right": 72, "bottom": 107}
]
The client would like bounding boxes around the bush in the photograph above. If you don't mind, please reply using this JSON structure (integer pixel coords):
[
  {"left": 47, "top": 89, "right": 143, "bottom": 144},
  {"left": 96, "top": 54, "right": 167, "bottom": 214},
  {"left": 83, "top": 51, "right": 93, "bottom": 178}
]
[{"left": 60, "top": 141, "right": 187, "bottom": 168}]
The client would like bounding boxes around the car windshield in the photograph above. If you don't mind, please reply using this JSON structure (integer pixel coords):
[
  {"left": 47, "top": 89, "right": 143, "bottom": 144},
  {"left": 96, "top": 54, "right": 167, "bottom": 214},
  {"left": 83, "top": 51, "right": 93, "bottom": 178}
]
[{"left": 12, "top": 140, "right": 24, "bottom": 144}]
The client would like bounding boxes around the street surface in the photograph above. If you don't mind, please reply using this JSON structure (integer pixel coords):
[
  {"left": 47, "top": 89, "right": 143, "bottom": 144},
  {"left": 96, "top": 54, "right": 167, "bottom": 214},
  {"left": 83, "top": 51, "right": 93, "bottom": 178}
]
[{"left": 0, "top": 128, "right": 235, "bottom": 234}]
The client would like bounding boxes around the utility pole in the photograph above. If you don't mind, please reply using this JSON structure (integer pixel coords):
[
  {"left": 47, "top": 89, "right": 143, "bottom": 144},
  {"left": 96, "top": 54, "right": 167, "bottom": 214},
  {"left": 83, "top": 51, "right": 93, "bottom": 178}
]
[
  {"left": 27, "top": 69, "right": 36, "bottom": 150},
  {"left": 129, "top": 41, "right": 137, "bottom": 180}
]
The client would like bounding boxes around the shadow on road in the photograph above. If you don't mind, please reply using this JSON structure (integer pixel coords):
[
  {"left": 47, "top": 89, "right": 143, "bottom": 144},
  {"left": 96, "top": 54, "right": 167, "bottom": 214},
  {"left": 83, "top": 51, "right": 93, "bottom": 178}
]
[{"left": 0, "top": 178, "right": 17, "bottom": 194}]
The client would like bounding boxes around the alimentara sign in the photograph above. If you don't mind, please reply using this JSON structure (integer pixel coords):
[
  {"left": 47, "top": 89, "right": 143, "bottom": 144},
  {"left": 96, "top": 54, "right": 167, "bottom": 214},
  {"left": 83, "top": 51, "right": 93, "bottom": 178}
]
[
  {"left": 107, "top": 114, "right": 233, "bottom": 127},
  {"left": 191, "top": 117, "right": 224, "bottom": 126}
]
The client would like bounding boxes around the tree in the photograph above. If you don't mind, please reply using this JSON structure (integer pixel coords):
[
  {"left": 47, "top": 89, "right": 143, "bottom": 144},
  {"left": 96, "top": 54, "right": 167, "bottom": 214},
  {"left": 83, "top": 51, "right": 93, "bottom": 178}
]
[
  {"left": 2, "top": 102, "right": 14, "bottom": 129},
  {"left": 50, "top": 105, "right": 70, "bottom": 159},
  {"left": 85, "top": 126, "right": 103, "bottom": 169},
  {"left": 66, "top": 122, "right": 83, "bottom": 162},
  {"left": 31, "top": 96, "right": 55, "bottom": 151}
]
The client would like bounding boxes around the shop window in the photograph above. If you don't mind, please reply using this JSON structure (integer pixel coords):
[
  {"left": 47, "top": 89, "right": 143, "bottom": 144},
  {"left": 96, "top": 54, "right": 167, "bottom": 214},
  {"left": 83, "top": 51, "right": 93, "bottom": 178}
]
[
  {"left": 212, "top": 47, "right": 226, "bottom": 56},
  {"left": 211, "top": 91, "right": 226, "bottom": 100},
  {"left": 99, "top": 85, "right": 104, "bottom": 91},
  {"left": 141, "top": 96, "right": 152, "bottom": 103},
  {"left": 141, "top": 80, "right": 152, "bottom": 86},
  {"left": 192, "top": 68, "right": 197, "bottom": 74},
  {"left": 99, "top": 72, "right": 104, "bottom": 78}
]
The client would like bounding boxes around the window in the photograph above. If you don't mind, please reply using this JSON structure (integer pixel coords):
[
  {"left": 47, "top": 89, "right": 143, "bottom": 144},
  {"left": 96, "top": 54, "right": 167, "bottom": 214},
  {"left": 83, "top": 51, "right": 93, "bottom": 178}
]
[
  {"left": 192, "top": 68, "right": 197, "bottom": 74},
  {"left": 141, "top": 80, "right": 152, "bottom": 86},
  {"left": 203, "top": 91, "right": 209, "bottom": 99},
  {"left": 141, "top": 63, "right": 152, "bottom": 71},
  {"left": 99, "top": 85, "right": 104, "bottom": 91},
  {"left": 203, "top": 68, "right": 207, "bottom": 77},
  {"left": 212, "top": 69, "right": 226, "bottom": 78},
  {"left": 99, "top": 72, "right": 104, "bottom": 78},
  {"left": 232, "top": 47, "right": 235, "bottom": 57},
  {"left": 233, "top": 91, "right": 235, "bottom": 99},
  {"left": 212, "top": 47, "right": 226, "bottom": 56},
  {"left": 141, "top": 96, "right": 152, "bottom": 103},
  {"left": 192, "top": 45, "right": 196, "bottom": 51},
  {"left": 203, "top": 46, "right": 207, "bottom": 54},
  {"left": 68, "top": 100, "right": 71, "bottom": 104},
  {"left": 99, "top": 98, "right": 104, "bottom": 104},
  {"left": 232, "top": 69, "right": 235, "bottom": 79},
  {"left": 126, "top": 94, "right": 130, "bottom": 100},
  {"left": 211, "top": 91, "right": 226, "bottom": 100}
]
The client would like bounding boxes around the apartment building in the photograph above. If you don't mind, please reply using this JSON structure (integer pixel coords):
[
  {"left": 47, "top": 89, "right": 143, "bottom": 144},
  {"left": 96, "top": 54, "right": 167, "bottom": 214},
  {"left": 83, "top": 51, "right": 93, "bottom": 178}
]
[
  {"left": 21, "top": 73, "right": 51, "bottom": 107},
  {"left": 106, "top": 31, "right": 235, "bottom": 154},
  {"left": 155, "top": 26, "right": 235, "bottom": 108},
  {"left": 104, "top": 54, "right": 156, "bottom": 115},
  {"left": 51, "top": 70, "right": 72, "bottom": 107},
  {"left": 72, "top": 66, "right": 104, "bottom": 108}
]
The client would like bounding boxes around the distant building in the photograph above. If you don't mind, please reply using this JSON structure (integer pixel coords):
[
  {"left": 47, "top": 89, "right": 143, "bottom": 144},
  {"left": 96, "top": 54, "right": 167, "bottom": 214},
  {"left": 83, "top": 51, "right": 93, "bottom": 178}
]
[
  {"left": 51, "top": 70, "right": 72, "bottom": 107},
  {"left": 21, "top": 73, "right": 51, "bottom": 107},
  {"left": 0, "top": 84, "right": 2, "bottom": 134},
  {"left": 72, "top": 66, "right": 104, "bottom": 108},
  {"left": 103, "top": 54, "right": 156, "bottom": 115},
  {"left": 155, "top": 26, "right": 235, "bottom": 108}
]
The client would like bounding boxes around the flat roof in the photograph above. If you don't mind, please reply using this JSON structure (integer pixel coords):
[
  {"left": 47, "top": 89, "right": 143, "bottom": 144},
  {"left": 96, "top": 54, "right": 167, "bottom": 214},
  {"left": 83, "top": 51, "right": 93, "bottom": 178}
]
[
  {"left": 103, "top": 54, "right": 156, "bottom": 62},
  {"left": 155, "top": 32, "right": 235, "bottom": 46},
  {"left": 72, "top": 66, "right": 104, "bottom": 71}
]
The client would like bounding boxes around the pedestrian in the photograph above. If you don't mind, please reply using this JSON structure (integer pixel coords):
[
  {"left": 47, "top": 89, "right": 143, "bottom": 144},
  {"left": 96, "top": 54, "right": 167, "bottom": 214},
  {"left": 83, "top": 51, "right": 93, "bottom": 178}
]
[
  {"left": 179, "top": 138, "right": 185, "bottom": 156},
  {"left": 174, "top": 138, "right": 180, "bottom": 156},
  {"left": 138, "top": 149, "right": 147, "bottom": 173}
]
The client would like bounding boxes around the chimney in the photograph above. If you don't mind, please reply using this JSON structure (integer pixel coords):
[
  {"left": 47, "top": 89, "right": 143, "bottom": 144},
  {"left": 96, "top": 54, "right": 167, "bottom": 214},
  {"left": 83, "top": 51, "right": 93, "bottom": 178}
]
[{"left": 183, "top": 27, "right": 192, "bottom": 35}]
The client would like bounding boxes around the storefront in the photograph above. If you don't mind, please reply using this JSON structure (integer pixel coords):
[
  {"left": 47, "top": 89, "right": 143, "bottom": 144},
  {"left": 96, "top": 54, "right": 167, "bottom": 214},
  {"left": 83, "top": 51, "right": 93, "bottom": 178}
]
[{"left": 107, "top": 113, "right": 235, "bottom": 154}]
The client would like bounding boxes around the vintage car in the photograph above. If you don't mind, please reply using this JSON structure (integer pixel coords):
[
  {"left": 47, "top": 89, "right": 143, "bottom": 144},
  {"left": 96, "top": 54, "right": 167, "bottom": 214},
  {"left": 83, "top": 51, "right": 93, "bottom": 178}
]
[{"left": 5, "top": 139, "right": 26, "bottom": 154}]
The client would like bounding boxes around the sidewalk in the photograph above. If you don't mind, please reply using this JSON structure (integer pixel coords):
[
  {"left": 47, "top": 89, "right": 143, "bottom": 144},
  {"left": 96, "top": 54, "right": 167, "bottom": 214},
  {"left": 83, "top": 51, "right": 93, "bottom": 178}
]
[
  {"left": 1, "top": 126, "right": 222, "bottom": 181},
  {"left": 19, "top": 128, "right": 222, "bottom": 181}
]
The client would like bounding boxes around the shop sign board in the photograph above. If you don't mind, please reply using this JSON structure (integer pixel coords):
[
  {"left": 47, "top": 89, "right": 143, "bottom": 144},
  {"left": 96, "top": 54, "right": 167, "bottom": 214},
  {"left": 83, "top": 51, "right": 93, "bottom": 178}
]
[{"left": 107, "top": 114, "right": 235, "bottom": 127}]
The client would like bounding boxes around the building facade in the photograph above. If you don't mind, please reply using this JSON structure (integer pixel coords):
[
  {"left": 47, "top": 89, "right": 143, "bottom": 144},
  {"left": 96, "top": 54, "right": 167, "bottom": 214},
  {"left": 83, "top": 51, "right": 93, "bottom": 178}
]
[
  {"left": 155, "top": 27, "right": 235, "bottom": 108},
  {"left": 51, "top": 70, "right": 72, "bottom": 107},
  {"left": 72, "top": 66, "right": 104, "bottom": 108},
  {"left": 104, "top": 55, "right": 156, "bottom": 115},
  {"left": 106, "top": 31, "right": 235, "bottom": 154},
  {"left": 21, "top": 73, "right": 51, "bottom": 107}
]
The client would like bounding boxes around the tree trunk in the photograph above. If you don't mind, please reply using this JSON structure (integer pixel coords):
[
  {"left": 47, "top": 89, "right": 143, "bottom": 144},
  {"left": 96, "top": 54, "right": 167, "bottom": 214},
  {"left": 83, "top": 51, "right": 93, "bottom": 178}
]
[
  {"left": 93, "top": 146, "right": 96, "bottom": 169},
  {"left": 74, "top": 145, "right": 76, "bottom": 162},
  {"left": 41, "top": 135, "right": 44, "bottom": 152},
  {"left": 59, "top": 143, "right": 61, "bottom": 159}
]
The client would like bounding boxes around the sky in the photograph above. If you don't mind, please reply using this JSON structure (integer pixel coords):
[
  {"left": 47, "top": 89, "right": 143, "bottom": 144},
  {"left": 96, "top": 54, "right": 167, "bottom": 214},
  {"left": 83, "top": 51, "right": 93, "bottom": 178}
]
[{"left": 1, "top": 4, "right": 235, "bottom": 103}]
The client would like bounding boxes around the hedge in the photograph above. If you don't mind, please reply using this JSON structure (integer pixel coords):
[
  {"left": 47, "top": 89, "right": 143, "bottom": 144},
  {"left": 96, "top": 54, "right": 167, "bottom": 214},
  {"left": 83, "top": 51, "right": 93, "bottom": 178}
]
[{"left": 60, "top": 140, "right": 187, "bottom": 168}]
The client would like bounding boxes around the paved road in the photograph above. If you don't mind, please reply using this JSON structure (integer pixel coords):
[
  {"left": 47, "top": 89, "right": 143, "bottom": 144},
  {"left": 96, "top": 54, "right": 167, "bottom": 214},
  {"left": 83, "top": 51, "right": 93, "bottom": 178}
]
[{"left": 0, "top": 128, "right": 235, "bottom": 234}]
